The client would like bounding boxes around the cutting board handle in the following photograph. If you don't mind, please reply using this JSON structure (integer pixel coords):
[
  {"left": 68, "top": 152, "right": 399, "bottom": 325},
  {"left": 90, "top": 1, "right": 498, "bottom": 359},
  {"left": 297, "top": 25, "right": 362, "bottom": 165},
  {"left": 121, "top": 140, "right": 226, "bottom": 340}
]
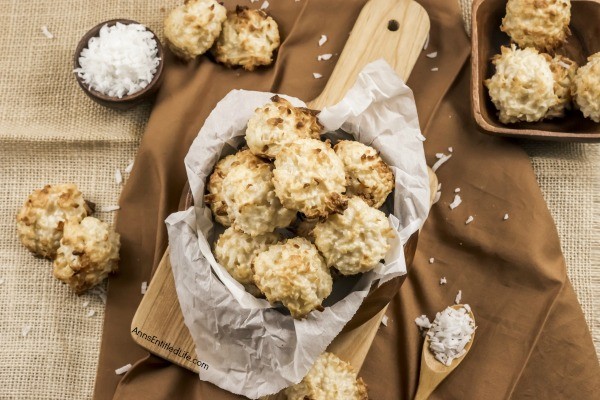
[{"left": 308, "top": 0, "right": 430, "bottom": 110}]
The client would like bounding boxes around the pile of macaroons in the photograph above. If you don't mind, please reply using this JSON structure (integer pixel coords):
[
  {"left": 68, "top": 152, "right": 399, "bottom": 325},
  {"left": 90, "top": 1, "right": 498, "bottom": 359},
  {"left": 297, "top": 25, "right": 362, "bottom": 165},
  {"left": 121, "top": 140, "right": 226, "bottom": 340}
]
[
  {"left": 205, "top": 95, "right": 396, "bottom": 319},
  {"left": 485, "top": 0, "right": 600, "bottom": 123},
  {"left": 16, "top": 184, "right": 120, "bottom": 294},
  {"left": 164, "top": 0, "right": 280, "bottom": 71}
]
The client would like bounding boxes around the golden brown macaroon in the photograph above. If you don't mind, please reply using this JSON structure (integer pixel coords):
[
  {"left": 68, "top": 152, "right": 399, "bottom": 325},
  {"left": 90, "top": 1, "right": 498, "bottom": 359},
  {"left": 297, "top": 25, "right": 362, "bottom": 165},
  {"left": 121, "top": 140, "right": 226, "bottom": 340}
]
[
  {"left": 213, "top": 227, "right": 279, "bottom": 296},
  {"left": 246, "top": 95, "right": 322, "bottom": 159},
  {"left": 16, "top": 184, "right": 92, "bottom": 259},
  {"left": 485, "top": 45, "right": 558, "bottom": 123},
  {"left": 252, "top": 237, "right": 332, "bottom": 319},
  {"left": 501, "top": 0, "right": 571, "bottom": 52},
  {"left": 53, "top": 217, "right": 120, "bottom": 294},
  {"left": 212, "top": 6, "right": 280, "bottom": 71},
  {"left": 273, "top": 138, "right": 347, "bottom": 219},
  {"left": 334, "top": 140, "right": 394, "bottom": 208},
  {"left": 573, "top": 53, "right": 600, "bottom": 122},
  {"left": 164, "top": 0, "right": 227, "bottom": 60},
  {"left": 313, "top": 197, "right": 394, "bottom": 275},
  {"left": 284, "top": 352, "right": 369, "bottom": 400},
  {"left": 546, "top": 55, "right": 578, "bottom": 119},
  {"left": 204, "top": 149, "right": 260, "bottom": 227}
]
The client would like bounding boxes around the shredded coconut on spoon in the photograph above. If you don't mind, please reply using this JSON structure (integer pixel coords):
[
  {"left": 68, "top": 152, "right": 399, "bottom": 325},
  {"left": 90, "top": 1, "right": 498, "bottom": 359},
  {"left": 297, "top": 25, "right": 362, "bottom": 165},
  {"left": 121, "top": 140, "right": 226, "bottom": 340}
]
[
  {"left": 74, "top": 22, "right": 160, "bottom": 98},
  {"left": 427, "top": 305, "right": 475, "bottom": 366}
]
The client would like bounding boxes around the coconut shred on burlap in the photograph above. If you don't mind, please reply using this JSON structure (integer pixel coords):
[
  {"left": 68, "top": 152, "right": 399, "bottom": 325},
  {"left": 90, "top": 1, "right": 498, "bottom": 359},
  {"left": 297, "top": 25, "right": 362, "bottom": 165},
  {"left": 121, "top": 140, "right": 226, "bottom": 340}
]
[{"left": 165, "top": 60, "right": 430, "bottom": 399}]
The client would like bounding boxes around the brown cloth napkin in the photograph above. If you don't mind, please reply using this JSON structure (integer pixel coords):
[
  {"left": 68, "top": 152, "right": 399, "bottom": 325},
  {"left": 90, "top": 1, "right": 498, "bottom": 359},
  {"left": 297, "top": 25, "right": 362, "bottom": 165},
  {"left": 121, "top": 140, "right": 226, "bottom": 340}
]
[{"left": 94, "top": 0, "right": 600, "bottom": 399}]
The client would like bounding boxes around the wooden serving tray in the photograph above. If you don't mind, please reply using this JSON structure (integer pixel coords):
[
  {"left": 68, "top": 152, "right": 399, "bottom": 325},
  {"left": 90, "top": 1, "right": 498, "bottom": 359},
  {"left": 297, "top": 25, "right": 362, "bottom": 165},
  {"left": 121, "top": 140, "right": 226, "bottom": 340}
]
[{"left": 131, "top": 0, "right": 430, "bottom": 394}]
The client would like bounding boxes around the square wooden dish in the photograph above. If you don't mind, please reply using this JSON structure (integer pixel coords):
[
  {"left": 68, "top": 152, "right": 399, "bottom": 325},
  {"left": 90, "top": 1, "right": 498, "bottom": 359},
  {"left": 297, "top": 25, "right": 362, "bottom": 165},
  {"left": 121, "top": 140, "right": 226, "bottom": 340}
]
[{"left": 471, "top": 0, "right": 600, "bottom": 142}]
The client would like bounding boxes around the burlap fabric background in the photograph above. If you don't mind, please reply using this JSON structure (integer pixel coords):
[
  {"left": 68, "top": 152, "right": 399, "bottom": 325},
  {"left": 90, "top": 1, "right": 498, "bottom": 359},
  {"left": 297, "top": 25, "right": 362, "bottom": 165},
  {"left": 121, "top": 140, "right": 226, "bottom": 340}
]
[{"left": 0, "top": 0, "right": 597, "bottom": 399}]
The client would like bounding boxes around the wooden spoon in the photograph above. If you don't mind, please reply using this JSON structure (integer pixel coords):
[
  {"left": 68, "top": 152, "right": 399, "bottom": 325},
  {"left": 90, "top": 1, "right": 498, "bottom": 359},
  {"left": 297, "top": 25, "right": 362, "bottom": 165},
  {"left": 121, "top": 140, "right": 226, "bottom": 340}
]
[{"left": 414, "top": 304, "right": 476, "bottom": 400}]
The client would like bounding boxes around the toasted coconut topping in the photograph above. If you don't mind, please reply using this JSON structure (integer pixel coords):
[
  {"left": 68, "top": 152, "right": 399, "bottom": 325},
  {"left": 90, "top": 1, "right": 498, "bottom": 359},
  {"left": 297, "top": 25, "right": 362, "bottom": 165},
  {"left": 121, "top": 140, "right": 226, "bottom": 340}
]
[
  {"left": 273, "top": 139, "right": 347, "bottom": 219},
  {"left": 501, "top": 0, "right": 571, "bottom": 52},
  {"left": 246, "top": 96, "right": 322, "bottom": 159},
  {"left": 163, "top": 0, "right": 227, "bottom": 60},
  {"left": 252, "top": 238, "right": 332, "bottom": 319},
  {"left": 212, "top": 6, "right": 280, "bottom": 71},
  {"left": 573, "top": 53, "right": 600, "bottom": 122},
  {"left": 285, "top": 352, "right": 369, "bottom": 399}
]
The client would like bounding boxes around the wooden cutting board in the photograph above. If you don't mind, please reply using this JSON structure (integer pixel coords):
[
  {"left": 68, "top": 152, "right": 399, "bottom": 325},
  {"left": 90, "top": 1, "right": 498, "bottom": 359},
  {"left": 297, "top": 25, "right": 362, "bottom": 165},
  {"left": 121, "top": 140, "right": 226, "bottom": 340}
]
[{"left": 131, "top": 0, "right": 430, "bottom": 395}]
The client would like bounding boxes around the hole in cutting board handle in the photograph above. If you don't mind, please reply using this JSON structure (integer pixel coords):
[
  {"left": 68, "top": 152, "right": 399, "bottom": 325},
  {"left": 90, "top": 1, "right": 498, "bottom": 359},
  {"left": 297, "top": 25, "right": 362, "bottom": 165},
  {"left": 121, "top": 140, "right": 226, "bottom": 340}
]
[{"left": 387, "top": 19, "right": 399, "bottom": 31}]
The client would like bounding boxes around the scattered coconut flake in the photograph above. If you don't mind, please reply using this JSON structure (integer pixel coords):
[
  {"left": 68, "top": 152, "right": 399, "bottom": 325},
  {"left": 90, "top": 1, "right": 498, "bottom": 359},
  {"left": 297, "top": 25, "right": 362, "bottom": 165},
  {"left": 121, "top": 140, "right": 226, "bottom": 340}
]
[
  {"left": 86, "top": 309, "right": 96, "bottom": 317},
  {"left": 415, "top": 315, "right": 431, "bottom": 330},
  {"left": 448, "top": 147, "right": 453, "bottom": 153},
  {"left": 98, "top": 205, "right": 120, "bottom": 212},
  {"left": 115, "top": 364, "right": 132, "bottom": 375},
  {"left": 318, "top": 35, "right": 327, "bottom": 46},
  {"left": 437, "top": 183, "right": 442, "bottom": 191},
  {"left": 417, "top": 133, "right": 427, "bottom": 141},
  {"left": 21, "top": 324, "right": 32, "bottom": 337},
  {"left": 124, "top": 160, "right": 134, "bottom": 174},
  {"left": 426, "top": 51, "right": 438, "bottom": 58},
  {"left": 557, "top": 60, "right": 571, "bottom": 69},
  {"left": 41, "top": 26, "right": 54, "bottom": 39},
  {"left": 250, "top": 0, "right": 258, "bottom": 3},
  {"left": 440, "top": 277, "right": 447, "bottom": 285},
  {"left": 312, "top": 73, "right": 322, "bottom": 79},
  {"left": 423, "top": 33, "right": 430, "bottom": 50},
  {"left": 429, "top": 257, "right": 435, "bottom": 264},
  {"left": 427, "top": 305, "right": 475, "bottom": 366},
  {"left": 465, "top": 216, "right": 474, "bottom": 225},
  {"left": 454, "top": 188, "right": 461, "bottom": 193},
  {"left": 82, "top": 300, "right": 90, "bottom": 308},
  {"left": 90, "top": 286, "right": 107, "bottom": 304},
  {"left": 115, "top": 168, "right": 123, "bottom": 185},
  {"left": 431, "top": 67, "right": 439, "bottom": 72},
  {"left": 503, "top": 213, "right": 509, "bottom": 221},
  {"left": 435, "top": 153, "right": 444, "bottom": 159},
  {"left": 260, "top": 0, "right": 269, "bottom": 9},
  {"left": 431, "top": 154, "right": 452, "bottom": 172},
  {"left": 381, "top": 315, "right": 389, "bottom": 327},
  {"left": 317, "top": 53, "right": 333, "bottom": 61},
  {"left": 455, "top": 290, "right": 462, "bottom": 304},
  {"left": 449, "top": 194, "right": 462, "bottom": 210},
  {"left": 141, "top": 281, "right": 148, "bottom": 295}
]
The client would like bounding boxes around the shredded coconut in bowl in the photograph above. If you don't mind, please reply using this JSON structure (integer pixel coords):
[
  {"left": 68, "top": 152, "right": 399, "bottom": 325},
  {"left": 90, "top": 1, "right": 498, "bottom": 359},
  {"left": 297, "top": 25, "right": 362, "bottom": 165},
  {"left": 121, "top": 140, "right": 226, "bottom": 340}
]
[
  {"left": 74, "top": 22, "right": 160, "bottom": 98},
  {"left": 427, "top": 305, "right": 476, "bottom": 366}
]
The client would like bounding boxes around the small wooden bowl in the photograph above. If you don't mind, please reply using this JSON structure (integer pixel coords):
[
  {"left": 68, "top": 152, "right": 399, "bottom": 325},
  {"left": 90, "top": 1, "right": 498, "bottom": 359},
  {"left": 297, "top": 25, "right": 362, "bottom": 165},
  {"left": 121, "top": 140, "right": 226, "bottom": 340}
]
[
  {"left": 73, "top": 19, "right": 164, "bottom": 110},
  {"left": 471, "top": 0, "right": 600, "bottom": 142}
]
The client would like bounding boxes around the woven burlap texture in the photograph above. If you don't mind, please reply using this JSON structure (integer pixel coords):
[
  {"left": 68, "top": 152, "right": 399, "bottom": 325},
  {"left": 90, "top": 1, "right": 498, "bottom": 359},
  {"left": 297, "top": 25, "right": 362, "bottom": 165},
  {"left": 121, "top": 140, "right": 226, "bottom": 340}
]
[{"left": 0, "top": 0, "right": 597, "bottom": 399}]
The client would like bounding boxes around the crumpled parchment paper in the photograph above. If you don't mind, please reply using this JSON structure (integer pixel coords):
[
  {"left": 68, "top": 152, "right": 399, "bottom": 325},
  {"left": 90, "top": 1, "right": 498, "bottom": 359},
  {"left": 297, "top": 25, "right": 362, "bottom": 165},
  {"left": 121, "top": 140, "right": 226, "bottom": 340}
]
[{"left": 165, "top": 59, "right": 430, "bottom": 399}]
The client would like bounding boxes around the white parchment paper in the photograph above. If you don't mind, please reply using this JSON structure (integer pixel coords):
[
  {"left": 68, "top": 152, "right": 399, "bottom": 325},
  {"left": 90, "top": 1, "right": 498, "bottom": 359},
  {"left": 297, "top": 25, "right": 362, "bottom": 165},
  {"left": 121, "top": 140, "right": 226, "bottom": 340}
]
[{"left": 165, "top": 59, "right": 430, "bottom": 399}]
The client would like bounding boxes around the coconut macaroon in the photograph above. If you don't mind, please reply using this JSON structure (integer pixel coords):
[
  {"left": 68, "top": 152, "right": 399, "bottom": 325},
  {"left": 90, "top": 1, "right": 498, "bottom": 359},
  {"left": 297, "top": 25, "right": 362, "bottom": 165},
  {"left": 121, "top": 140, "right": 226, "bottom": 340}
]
[
  {"left": 212, "top": 6, "right": 280, "bottom": 71},
  {"left": 252, "top": 237, "right": 332, "bottom": 319},
  {"left": 214, "top": 227, "right": 279, "bottom": 296},
  {"left": 204, "top": 149, "right": 260, "bottom": 227},
  {"left": 163, "top": 0, "right": 227, "bottom": 61},
  {"left": 501, "top": 0, "right": 571, "bottom": 52},
  {"left": 273, "top": 139, "right": 347, "bottom": 219},
  {"left": 485, "top": 45, "right": 559, "bottom": 124},
  {"left": 222, "top": 156, "right": 295, "bottom": 236},
  {"left": 53, "top": 217, "right": 120, "bottom": 294},
  {"left": 16, "top": 184, "right": 92, "bottom": 259},
  {"left": 246, "top": 95, "right": 322, "bottom": 159},
  {"left": 546, "top": 55, "right": 578, "bottom": 119},
  {"left": 313, "top": 197, "right": 394, "bottom": 275},
  {"left": 285, "top": 352, "right": 369, "bottom": 400},
  {"left": 573, "top": 53, "right": 600, "bottom": 122},
  {"left": 334, "top": 140, "right": 394, "bottom": 209}
]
